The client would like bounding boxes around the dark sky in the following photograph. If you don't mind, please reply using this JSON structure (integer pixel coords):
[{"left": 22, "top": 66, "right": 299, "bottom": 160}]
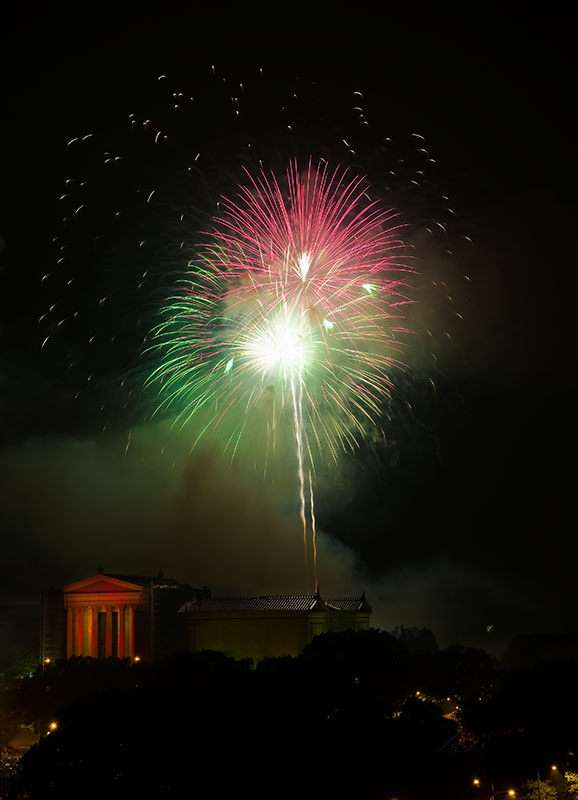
[{"left": 1, "top": 17, "right": 575, "bottom": 663}]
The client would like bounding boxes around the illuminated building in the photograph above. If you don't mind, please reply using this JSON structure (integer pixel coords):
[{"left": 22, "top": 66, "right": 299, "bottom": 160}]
[
  {"left": 180, "top": 592, "right": 372, "bottom": 661},
  {"left": 41, "top": 570, "right": 371, "bottom": 663},
  {"left": 41, "top": 567, "right": 208, "bottom": 662}
]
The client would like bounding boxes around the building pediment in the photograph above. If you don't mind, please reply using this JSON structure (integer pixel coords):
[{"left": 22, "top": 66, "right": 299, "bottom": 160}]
[{"left": 63, "top": 574, "right": 146, "bottom": 595}]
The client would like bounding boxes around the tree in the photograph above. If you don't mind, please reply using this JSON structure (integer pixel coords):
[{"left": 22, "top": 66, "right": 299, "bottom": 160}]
[
  {"left": 10, "top": 647, "right": 39, "bottom": 679},
  {"left": 300, "top": 628, "right": 410, "bottom": 704},
  {"left": 519, "top": 778, "right": 557, "bottom": 800},
  {"left": 565, "top": 771, "right": 578, "bottom": 797}
]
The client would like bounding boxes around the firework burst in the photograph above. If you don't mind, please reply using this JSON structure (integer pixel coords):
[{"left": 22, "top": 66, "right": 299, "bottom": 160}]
[
  {"left": 41, "top": 67, "right": 461, "bottom": 444},
  {"left": 146, "top": 159, "right": 416, "bottom": 467}
]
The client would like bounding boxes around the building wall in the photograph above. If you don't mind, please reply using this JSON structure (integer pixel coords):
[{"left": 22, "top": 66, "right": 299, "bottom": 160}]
[
  {"left": 186, "top": 607, "right": 371, "bottom": 661},
  {"left": 327, "top": 610, "right": 371, "bottom": 633},
  {"left": 189, "top": 611, "right": 313, "bottom": 660}
]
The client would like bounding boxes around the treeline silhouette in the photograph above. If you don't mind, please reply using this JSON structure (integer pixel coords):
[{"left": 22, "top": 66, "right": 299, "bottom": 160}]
[{"left": 4, "top": 629, "right": 578, "bottom": 799}]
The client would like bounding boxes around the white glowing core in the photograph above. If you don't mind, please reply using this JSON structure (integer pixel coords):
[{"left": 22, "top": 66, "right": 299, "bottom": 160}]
[{"left": 245, "top": 317, "right": 306, "bottom": 372}]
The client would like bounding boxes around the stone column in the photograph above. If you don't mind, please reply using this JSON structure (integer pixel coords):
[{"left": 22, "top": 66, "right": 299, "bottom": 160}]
[
  {"left": 112, "top": 607, "right": 119, "bottom": 658},
  {"left": 105, "top": 608, "right": 112, "bottom": 657},
  {"left": 83, "top": 607, "right": 90, "bottom": 656},
  {"left": 119, "top": 605, "right": 126, "bottom": 658},
  {"left": 90, "top": 608, "right": 98, "bottom": 657},
  {"left": 74, "top": 607, "right": 84, "bottom": 656},
  {"left": 126, "top": 606, "right": 135, "bottom": 659}
]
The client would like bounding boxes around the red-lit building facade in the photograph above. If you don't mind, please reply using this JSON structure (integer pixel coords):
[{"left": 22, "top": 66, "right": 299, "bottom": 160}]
[{"left": 41, "top": 568, "right": 209, "bottom": 663}]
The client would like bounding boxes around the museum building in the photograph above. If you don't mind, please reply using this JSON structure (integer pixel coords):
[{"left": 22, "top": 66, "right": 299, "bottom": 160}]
[{"left": 41, "top": 568, "right": 372, "bottom": 663}]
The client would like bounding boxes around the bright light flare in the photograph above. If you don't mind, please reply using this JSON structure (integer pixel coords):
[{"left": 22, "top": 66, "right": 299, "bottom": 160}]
[{"left": 243, "top": 312, "right": 309, "bottom": 376}]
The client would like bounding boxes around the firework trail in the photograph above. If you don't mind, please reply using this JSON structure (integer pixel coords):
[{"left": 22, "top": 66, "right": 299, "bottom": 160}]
[
  {"left": 309, "top": 469, "right": 318, "bottom": 593},
  {"left": 291, "top": 376, "right": 309, "bottom": 592}
]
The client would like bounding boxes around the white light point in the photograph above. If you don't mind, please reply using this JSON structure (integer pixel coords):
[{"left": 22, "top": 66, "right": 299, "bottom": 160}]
[{"left": 298, "top": 252, "right": 311, "bottom": 281}]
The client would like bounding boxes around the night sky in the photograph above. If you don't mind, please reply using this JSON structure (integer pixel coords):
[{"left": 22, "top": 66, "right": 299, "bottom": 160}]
[{"left": 1, "top": 17, "right": 575, "bottom": 666}]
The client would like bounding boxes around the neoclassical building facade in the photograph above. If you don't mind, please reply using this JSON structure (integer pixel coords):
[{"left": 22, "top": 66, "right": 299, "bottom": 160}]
[
  {"left": 41, "top": 568, "right": 207, "bottom": 662},
  {"left": 63, "top": 573, "right": 149, "bottom": 659}
]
